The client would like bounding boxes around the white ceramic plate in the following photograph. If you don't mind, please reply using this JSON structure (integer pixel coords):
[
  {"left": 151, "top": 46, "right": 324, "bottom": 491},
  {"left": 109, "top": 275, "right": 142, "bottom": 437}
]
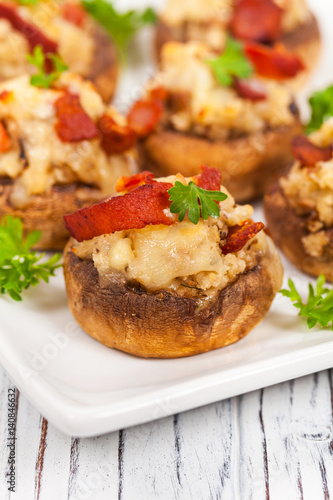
[{"left": 1, "top": 0, "right": 333, "bottom": 438}]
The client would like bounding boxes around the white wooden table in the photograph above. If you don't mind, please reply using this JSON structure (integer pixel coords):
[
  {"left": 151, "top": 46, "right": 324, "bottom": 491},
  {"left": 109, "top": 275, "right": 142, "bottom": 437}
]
[{"left": 1, "top": 365, "right": 332, "bottom": 499}]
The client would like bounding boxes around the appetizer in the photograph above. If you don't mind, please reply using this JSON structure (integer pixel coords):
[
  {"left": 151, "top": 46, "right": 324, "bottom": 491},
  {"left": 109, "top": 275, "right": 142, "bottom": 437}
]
[
  {"left": 264, "top": 119, "right": 333, "bottom": 281},
  {"left": 0, "top": 0, "right": 118, "bottom": 102},
  {"left": 130, "top": 41, "right": 302, "bottom": 202},
  {"left": 63, "top": 166, "right": 283, "bottom": 358},
  {"left": 0, "top": 67, "right": 137, "bottom": 250},
  {"left": 156, "top": 0, "right": 320, "bottom": 88}
]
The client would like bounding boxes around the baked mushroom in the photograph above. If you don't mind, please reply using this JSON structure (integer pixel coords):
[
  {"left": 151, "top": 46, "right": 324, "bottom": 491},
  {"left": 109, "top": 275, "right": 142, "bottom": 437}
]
[
  {"left": 0, "top": 0, "right": 118, "bottom": 102},
  {"left": 0, "top": 71, "right": 137, "bottom": 250},
  {"left": 156, "top": 0, "right": 320, "bottom": 88},
  {"left": 63, "top": 166, "right": 283, "bottom": 359},
  {"left": 129, "top": 41, "right": 302, "bottom": 203},
  {"left": 264, "top": 119, "right": 333, "bottom": 281}
]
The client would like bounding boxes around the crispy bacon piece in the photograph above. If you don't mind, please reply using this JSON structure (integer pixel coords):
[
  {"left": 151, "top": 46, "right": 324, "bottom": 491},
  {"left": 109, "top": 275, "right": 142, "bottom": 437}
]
[
  {"left": 54, "top": 93, "right": 99, "bottom": 143},
  {"left": 64, "top": 182, "right": 174, "bottom": 242},
  {"left": 234, "top": 78, "right": 267, "bottom": 101},
  {"left": 0, "top": 3, "right": 58, "bottom": 69},
  {"left": 150, "top": 86, "right": 168, "bottom": 101},
  {"left": 221, "top": 220, "right": 264, "bottom": 255},
  {"left": 62, "top": 3, "right": 86, "bottom": 26},
  {"left": 0, "top": 90, "right": 13, "bottom": 103},
  {"left": 0, "top": 122, "right": 11, "bottom": 152},
  {"left": 128, "top": 99, "right": 163, "bottom": 138},
  {"left": 98, "top": 115, "right": 137, "bottom": 155},
  {"left": 245, "top": 42, "right": 305, "bottom": 79},
  {"left": 116, "top": 171, "right": 155, "bottom": 193},
  {"left": 291, "top": 136, "right": 332, "bottom": 166},
  {"left": 230, "top": 0, "right": 283, "bottom": 43},
  {"left": 196, "top": 165, "right": 221, "bottom": 191}
]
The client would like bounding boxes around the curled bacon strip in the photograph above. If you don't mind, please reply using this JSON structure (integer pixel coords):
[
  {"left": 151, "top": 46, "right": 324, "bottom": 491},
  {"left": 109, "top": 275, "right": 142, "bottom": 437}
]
[
  {"left": 127, "top": 98, "right": 163, "bottom": 138},
  {"left": 0, "top": 122, "right": 11, "bottom": 152},
  {"left": 234, "top": 78, "right": 267, "bottom": 101},
  {"left": 221, "top": 220, "right": 264, "bottom": 255},
  {"left": 116, "top": 171, "right": 155, "bottom": 193},
  {"left": 54, "top": 93, "right": 98, "bottom": 143},
  {"left": 196, "top": 165, "right": 221, "bottom": 191},
  {"left": 230, "top": 0, "right": 283, "bottom": 43},
  {"left": 245, "top": 42, "right": 305, "bottom": 79},
  {"left": 98, "top": 115, "right": 137, "bottom": 155},
  {"left": 62, "top": 3, "right": 86, "bottom": 27},
  {"left": 291, "top": 136, "right": 332, "bottom": 166},
  {"left": 64, "top": 182, "right": 174, "bottom": 242},
  {"left": 0, "top": 3, "right": 58, "bottom": 70}
]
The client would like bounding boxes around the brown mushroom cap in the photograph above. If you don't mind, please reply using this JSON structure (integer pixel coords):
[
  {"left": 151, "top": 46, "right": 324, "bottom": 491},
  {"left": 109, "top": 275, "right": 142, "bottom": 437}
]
[
  {"left": 0, "top": 182, "right": 105, "bottom": 250},
  {"left": 264, "top": 180, "right": 333, "bottom": 281},
  {"left": 63, "top": 234, "right": 283, "bottom": 358},
  {"left": 138, "top": 115, "right": 302, "bottom": 203}
]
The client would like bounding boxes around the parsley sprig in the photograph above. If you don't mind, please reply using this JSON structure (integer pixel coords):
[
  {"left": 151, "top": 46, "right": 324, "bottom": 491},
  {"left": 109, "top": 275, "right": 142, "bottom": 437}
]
[
  {"left": 0, "top": 216, "right": 62, "bottom": 301},
  {"left": 280, "top": 275, "right": 333, "bottom": 330},
  {"left": 168, "top": 182, "right": 228, "bottom": 224},
  {"left": 306, "top": 85, "right": 333, "bottom": 134},
  {"left": 27, "top": 46, "right": 68, "bottom": 89},
  {"left": 207, "top": 36, "right": 253, "bottom": 86},
  {"left": 82, "top": 0, "right": 156, "bottom": 56}
]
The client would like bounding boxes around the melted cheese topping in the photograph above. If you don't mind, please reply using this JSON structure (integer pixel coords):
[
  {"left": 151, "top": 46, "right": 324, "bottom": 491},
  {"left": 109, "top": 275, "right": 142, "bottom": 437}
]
[
  {"left": 0, "top": 73, "right": 136, "bottom": 208},
  {"left": 161, "top": 0, "right": 311, "bottom": 33},
  {"left": 0, "top": 1, "right": 94, "bottom": 81},
  {"left": 152, "top": 42, "right": 294, "bottom": 138},
  {"left": 75, "top": 176, "right": 268, "bottom": 297}
]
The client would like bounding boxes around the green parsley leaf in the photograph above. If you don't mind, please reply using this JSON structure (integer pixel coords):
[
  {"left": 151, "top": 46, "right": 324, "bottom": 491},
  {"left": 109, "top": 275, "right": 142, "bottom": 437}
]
[
  {"left": 0, "top": 216, "right": 62, "bottom": 301},
  {"left": 168, "top": 182, "right": 228, "bottom": 225},
  {"left": 280, "top": 275, "right": 333, "bottom": 330},
  {"left": 27, "top": 45, "right": 68, "bottom": 89},
  {"left": 306, "top": 86, "right": 333, "bottom": 134},
  {"left": 207, "top": 36, "right": 253, "bottom": 87},
  {"left": 82, "top": 0, "right": 157, "bottom": 56}
]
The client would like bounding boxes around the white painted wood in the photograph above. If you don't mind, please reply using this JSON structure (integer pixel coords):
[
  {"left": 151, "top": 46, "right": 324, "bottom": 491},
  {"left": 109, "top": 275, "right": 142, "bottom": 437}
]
[{"left": 2, "top": 365, "right": 333, "bottom": 499}]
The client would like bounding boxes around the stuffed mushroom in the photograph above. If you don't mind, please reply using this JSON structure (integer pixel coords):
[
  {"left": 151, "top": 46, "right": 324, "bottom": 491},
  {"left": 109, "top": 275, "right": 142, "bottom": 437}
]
[
  {"left": 264, "top": 119, "right": 333, "bottom": 281},
  {"left": 0, "top": 72, "right": 137, "bottom": 249},
  {"left": 63, "top": 166, "right": 283, "bottom": 358}
]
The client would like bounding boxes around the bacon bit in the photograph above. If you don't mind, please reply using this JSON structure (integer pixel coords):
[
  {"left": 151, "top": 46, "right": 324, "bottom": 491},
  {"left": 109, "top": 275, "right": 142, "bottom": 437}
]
[
  {"left": 0, "top": 122, "right": 11, "bottom": 152},
  {"left": 64, "top": 182, "right": 174, "bottom": 242},
  {"left": 221, "top": 220, "right": 264, "bottom": 255},
  {"left": 245, "top": 42, "right": 305, "bottom": 79},
  {"left": 61, "top": 3, "right": 86, "bottom": 27},
  {"left": 0, "top": 3, "right": 58, "bottom": 72},
  {"left": 150, "top": 86, "right": 168, "bottom": 101},
  {"left": 167, "top": 90, "right": 191, "bottom": 113},
  {"left": 128, "top": 99, "right": 163, "bottom": 138},
  {"left": 98, "top": 115, "right": 137, "bottom": 155},
  {"left": 54, "top": 93, "right": 98, "bottom": 143},
  {"left": 116, "top": 171, "right": 155, "bottom": 193},
  {"left": 234, "top": 78, "right": 267, "bottom": 101},
  {"left": 196, "top": 165, "right": 221, "bottom": 191},
  {"left": 0, "top": 90, "right": 13, "bottom": 103},
  {"left": 291, "top": 136, "right": 332, "bottom": 166},
  {"left": 230, "top": 0, "right": 283, "bottom": 43}
]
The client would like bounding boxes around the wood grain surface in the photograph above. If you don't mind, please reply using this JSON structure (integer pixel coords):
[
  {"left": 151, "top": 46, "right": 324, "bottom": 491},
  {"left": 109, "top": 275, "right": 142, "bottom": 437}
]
[{"left": 1, "top": 366, "right": 333, "bottom": 499}]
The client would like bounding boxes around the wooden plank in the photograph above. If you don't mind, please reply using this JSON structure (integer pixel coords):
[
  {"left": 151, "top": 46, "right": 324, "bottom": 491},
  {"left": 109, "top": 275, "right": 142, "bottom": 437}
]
[
  {"left": 171, "top": 400, "right": 238, "bottom": 499},
  {"left": 66, "top": 432, "right": 119, "bottom": 500},
  {"left": 120, "top": 416, "right": 179, "bottom": 500}
]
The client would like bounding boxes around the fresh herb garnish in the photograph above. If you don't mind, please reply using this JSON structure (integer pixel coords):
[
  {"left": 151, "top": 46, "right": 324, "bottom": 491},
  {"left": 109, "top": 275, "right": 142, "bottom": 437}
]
[
  {"left": 168, "top": 182, "right": 228, "bottom": 225},
  {"left": 27, "top": 46, "right": 68, "bottom": 89},
  {"left": 207, "top": 36, "right": 253, "bottom": 87},
  {"left": 16, "top": 0, "right": 39, "bottom": 5},
  {"left": 0, "top": 216, "right": 62, "bottom": 301},
  {"left": 306, "top": 85, "right": 333, "bottom": 134},
  {"left": 280, "top": 275, "right": 333, "bottom": 330},
  {"left": 82, "top": 0, "right": 156, "bottom": 56}
]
